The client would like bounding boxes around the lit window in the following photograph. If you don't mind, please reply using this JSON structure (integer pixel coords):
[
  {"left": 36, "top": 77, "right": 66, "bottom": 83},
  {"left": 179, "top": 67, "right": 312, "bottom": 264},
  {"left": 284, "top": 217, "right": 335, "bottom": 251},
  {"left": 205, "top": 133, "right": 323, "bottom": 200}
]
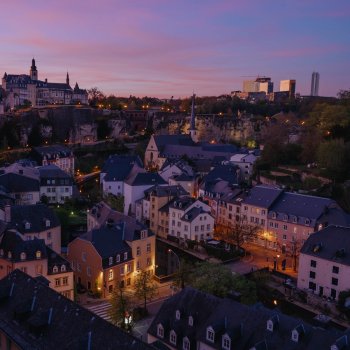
[
  {"left": 147, "top": 243, "right": 151, "bottom": 252},
  {"left": 36, "top": 250, "right": 42, "bottom": 259},
  {"left": 136, "top": 247, "right": 141, "bottom": 256},
  {"left": 108, "top": 269, "right": 113, "bottom": 280}
]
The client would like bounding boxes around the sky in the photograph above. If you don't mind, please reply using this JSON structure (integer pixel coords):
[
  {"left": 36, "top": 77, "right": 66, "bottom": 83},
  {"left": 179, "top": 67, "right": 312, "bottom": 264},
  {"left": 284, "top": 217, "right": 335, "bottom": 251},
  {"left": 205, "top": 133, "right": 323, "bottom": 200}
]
[{"left": 0, "top": 0, "right": 349, "bottom": 98}]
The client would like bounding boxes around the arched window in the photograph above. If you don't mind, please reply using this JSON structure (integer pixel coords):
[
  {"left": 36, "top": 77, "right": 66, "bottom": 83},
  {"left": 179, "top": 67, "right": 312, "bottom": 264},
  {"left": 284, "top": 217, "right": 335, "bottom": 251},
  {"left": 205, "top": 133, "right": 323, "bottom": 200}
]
[
  {"left": 53, "top": 265, "right": 58, "bottom": 273},
  {"left": 183, "top": 337, "right": 190, "bottom": 350},
  {"left": 157, "top": 324, "right": 164, "bottom": 338},
  {"left": 176, "top": 310, "right": 181, "bottom": 320},
  {"left": 170, "top": 330, "right": 177, "bottom": 345},
  {"left": 61, "top": 265, "right": 66, "bottom": 272}
]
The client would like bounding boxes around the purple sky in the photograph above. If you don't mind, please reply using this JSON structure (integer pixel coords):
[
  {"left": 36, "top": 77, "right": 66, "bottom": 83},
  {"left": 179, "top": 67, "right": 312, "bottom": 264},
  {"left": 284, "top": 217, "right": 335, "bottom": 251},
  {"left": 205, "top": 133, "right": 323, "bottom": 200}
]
[{"left": 1, "top": 0, "right": 349, "bottom": 98}]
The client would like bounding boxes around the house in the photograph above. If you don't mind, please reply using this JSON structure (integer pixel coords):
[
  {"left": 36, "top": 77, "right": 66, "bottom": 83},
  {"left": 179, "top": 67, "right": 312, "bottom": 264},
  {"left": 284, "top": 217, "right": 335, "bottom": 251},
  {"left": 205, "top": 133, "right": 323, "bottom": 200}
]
[
  {"left": 0, "top": 172, "right": 40, "bottom": 205},
  {"left": 148, "top": 286, "right": 350, "bottom": 350},
  {"left": 38, "top": 165, "right": 74, "bottom": 204},
  {"left": 100, "top": 155, "right": 144, "bottom": 197},
  {"left": 31, "top": 145, "right": 75, "bottom": 175},
  {"left": 298, "top": 225, "right": 350, "bottom": 300},
  {"left": 0, "top": 230, "right": 73, "bottom": 300},
  {"left": 68, "top": 223, "right": 133, "bottom": 296},
  {"left": 145, "top": 185, "right": 188, "bottom": 238},
  {"left": 241, "top": 186, "right": 284, "bottom": 246},
  {"left": 158, "top": 159, "right": 195, "bottom": 183},
  {"left": 3, "top": 204, "right": 61, "bottom": 254},
  {"left": 168, "top": 197, "right": 214, "bottom": 241},
  {"left": 87, "top": 201, "right": 156, "bottom": 277},
  {"left": 230, "top": 152, "right": 258, "bottom": 181},
  {"left": 69, "top": 206, "right": 155, "bottom": 297},
  {"left": 0, "top": 269, "right": 153, "bottom": 349},
  {"left": 267, "top": 192, "right": 339, "bottom": 253},
  {"left": 168, "top": 174, "right": 198, "bottom": 198},
  {"left": 124, "top": 172, "right": 167, "bottom": 215}
]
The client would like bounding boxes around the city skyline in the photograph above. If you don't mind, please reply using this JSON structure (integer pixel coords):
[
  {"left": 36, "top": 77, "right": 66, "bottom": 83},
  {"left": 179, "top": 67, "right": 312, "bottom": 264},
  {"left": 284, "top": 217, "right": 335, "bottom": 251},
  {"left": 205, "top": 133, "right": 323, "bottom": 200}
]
[{"left": 1, "top": 0, "right": 349, "bottom": 98}]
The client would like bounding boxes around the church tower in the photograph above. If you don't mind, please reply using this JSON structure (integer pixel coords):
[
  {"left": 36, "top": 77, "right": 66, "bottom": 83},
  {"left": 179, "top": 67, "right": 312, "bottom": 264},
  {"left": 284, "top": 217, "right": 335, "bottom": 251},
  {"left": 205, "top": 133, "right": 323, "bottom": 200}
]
[
  {"left": 30, "top": 58, "right": 38, "bottom": 81},
  {"left": 66, "top": 72, "right": 70, "bottom": 86},
  {"left": 189, "top": 93, "right": 198, "bottom": 142}
]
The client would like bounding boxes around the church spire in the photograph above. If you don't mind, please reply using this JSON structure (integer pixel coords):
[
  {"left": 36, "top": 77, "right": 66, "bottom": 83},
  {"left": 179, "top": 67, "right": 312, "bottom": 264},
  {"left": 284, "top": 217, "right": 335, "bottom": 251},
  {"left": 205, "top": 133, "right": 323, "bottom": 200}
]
[
  {"left": 30, "top": 57, "right": 38, "bottom": 81},
  {"left": 66, "top": 72, "right": 70, "bottom": 86},
  {"left": 189, "top": 93, "right": 197, "bottom": 142}
]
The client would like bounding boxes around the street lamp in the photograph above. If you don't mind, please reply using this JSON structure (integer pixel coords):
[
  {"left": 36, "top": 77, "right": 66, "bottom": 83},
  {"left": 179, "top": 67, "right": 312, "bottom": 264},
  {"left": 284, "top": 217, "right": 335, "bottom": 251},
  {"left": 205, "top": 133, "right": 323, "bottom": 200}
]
[{"left": 168, "top": 248, "right": 180, "bottom": 273}]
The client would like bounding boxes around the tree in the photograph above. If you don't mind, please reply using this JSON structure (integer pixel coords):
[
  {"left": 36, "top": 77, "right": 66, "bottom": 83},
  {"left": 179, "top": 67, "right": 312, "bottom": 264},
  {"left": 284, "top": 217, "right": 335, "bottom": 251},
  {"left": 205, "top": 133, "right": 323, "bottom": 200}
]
[
  {"left": 109, "top": 286, "right": 134, "bottom": 331},
  {"left": 216, "top": 219, "right": 260, "bottom": 248},
  {"left": 188, "top": 262, "right": 257, "bottom": 303},
  {"left": 87, "top": 87, "right": 105, "bottom": 107},
  {"left": 105, "top": 194, "right": 124, "bottom": 212},
  {"left": 134, "top": 270, "right": 158, "bottom": 311},
  {"left": 172, "top": 259, "right": 193, "bottom": 290}
]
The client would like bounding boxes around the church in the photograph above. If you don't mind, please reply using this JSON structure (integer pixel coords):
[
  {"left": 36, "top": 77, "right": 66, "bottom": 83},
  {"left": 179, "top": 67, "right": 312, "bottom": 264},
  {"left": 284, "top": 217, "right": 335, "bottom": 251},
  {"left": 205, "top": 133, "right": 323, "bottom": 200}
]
[{"left": 1, "top": 58, "right": 88, "bottom": 109}]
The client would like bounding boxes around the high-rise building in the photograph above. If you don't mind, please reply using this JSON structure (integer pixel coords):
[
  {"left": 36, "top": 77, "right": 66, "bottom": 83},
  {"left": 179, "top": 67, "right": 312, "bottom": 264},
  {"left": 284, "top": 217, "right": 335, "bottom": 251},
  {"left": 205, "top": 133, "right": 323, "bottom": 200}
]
[
  {"left": 280, "top": 79, "right": 296, "bottom": 98},
  {"left": 310, "top": 71, "right": 320, "bottom": 96},
  {"left": 243, "top": 76, "right": 273, "bottom": 94}
]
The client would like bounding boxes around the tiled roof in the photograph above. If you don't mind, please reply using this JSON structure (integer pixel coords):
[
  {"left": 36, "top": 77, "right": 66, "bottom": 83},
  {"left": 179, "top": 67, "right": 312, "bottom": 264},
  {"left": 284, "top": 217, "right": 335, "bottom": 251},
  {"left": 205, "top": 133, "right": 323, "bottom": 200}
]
[
  {"left": 300, "top": 225, "right": 350, "bottom": 266},
  {"left": 0, "top": 270, "right": 153, "bottom": 349},
  {"left": 10, "top": 204, "right": 60, "bottom": 233}
]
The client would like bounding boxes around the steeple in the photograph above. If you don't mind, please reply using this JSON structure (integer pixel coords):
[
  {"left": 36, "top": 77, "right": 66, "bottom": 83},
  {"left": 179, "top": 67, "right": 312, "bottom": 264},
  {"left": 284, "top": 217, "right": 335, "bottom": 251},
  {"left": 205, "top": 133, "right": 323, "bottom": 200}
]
[
  {"left": 66, "top": 72, "right": 70, "bottom": 86},
  {"left": 189, "top": 93, "right": 197, "bottom": 142},
  {"left": 30, "top": 57, "right": 38, "bottom": 81}
]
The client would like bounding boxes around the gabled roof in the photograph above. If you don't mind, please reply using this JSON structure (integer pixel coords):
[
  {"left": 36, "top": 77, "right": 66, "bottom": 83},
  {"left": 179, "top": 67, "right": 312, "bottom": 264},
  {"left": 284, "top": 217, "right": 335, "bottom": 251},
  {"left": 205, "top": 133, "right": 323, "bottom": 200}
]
[
  {"left": 243, "top": 185, "right": 283, "bottom": 208},
  {"left": 10, "top": 204, "right": 60, "bottom": 233},
  {"left": 153, "top": 134, "right": 195, "bottom": 150},
  {"left": 125, "top": 172, "right": 167, "bottom": 186},
  {"left": 300, "top": 225, "right": 350, "bottom": 266},
  {"left": 203, "top": 164, "right": 240, "bottom": 187},
  {"left": 0, "top": 173, "right": 40, "bottom": 193},
  {"left": 0, "top": 270, "right": 153, "bottom": 349},
  {"left": 144, "top": 185, "right": 188, "bottom": 198},
  {"left": 32, "top": 145, "right": 73, "bottom": 159},
  {"left": 181, "top": 207, "right": 208, "bottom": 222},
  {"left": 38, "top": 165, "right": 72, "bottom": 179},
  {"left": 102, "top": 155, "right": 143, "bottom": 179}
]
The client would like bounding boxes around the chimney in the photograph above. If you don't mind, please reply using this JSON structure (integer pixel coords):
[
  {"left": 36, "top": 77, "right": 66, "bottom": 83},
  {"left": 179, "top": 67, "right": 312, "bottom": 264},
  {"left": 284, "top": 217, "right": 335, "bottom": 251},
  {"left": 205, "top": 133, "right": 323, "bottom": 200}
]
[{"left": 5, "top": 205, "right": 11, "bottom": 223}]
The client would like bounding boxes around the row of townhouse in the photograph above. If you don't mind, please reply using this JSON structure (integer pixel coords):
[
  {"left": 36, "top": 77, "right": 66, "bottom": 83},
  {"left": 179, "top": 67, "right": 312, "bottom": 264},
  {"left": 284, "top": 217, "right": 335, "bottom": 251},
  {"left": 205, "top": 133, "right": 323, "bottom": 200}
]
[
  {"left": 0, "top": 162, "right": 74, "bottom": 205},
  {"left": 213, "top": 185, "right": 350, "bottom": 254},
  {"left": 68, "top": 202, "right": 156, "bottom": 297}
]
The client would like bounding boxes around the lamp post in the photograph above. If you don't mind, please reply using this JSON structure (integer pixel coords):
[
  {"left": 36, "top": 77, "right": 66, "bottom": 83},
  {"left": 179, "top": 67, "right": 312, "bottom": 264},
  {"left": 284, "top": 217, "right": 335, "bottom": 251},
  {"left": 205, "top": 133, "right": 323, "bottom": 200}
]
[{"left": 167, "top": 248, "right": 180, "bottom": 275}]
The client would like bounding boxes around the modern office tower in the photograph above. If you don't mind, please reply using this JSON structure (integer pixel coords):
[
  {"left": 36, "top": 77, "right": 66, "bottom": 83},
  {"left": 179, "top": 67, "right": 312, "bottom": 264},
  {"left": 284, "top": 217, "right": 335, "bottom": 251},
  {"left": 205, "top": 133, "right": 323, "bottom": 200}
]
[
  {"left": 310, "top": 71, "right": 320, "bottom": 96},
  {"left": 243, "top": 76, "right": 273, "bottom": 93},
  {"left": 280, "top": 79, "right": 296, "bottom": 98}
]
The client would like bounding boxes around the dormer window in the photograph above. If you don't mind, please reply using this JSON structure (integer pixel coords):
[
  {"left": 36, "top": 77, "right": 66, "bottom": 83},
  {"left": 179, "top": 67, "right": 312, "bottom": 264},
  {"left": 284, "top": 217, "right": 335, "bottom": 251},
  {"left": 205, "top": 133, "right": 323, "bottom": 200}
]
[
  {"left": 291, "top": 329, "right": 299, "bottom": 342},
  {"left": 61, "top": 265, "right": 66, "bottom": 272},
  {"left": 267, "top": 315, "right": 279, "bottom": 332},
  {"left": 0, "top": 249, "right": 3, "bottom": 257},
  {"left": 176, "top": 310, "right": 181, "bottom": 320},
  {"left": 271, "top": 212, "right": 276, "bottom": 219},
  {"left": 46, "top": 219, "right": 50, "bottom": 227},
  {"left": 157, "top": 324, "right": 164, "bottom": 338},
  {"left": 291, "top": 324, "right": 305, "bottom": 343},
  {"left": 183, "top": 337, "right": 190, "bottom": 350},
  {"left": 222, "top": 335, "right": 231, "bottom": 350},
  {"left": 206, "top": 327, "right": 215, "bottom": 343},
  {"left": 53, "top": 265, "right": 58, "bottom": 273},
  {"left": 109, "top": 257, "right": 113, "bottom": 266},
  {"left": 116, "top": 254, "right": 120, "bottom": 263},
  {"left": 8, "top": 251, "right": 12, "bottom": 259},
  {"left": 292, "top": 216, "right": 297, "bottom": 223},
  {"left": 305, "top": 218, "right": 310, "bottom": 226},
  {"left": 188, "top": 316, "right": 193, "bottom": 326},
  {"left": 170, "top": 330, "right": 177, "bottom": 345},
  {"left": 283, "top": 214, "right": 288, "bottom": 221},
  {"left": 25, "top": 221, "right": 31, "bottom": 230},
  {"left": 141, "top": 230, "right": 147, "bottom": 239},
  {"left": 20, "top": 252, "right": 26, "bottom": 261},
  {"left": 124, "top": 252, "right": 128, "bottom": 260}
]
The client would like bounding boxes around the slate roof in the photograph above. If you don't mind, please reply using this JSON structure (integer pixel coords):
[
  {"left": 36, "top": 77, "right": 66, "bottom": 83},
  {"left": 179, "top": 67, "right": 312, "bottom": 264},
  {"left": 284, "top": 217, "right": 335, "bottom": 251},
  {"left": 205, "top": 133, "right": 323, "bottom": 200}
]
[
  {"left": 203, "top": 164, "right": 240, "bottom": 186},
  {"left": 38, "top": 165, "right": 72, "bottom": 180},
  {"left": 32, "top": 145, "right": 73, "bottom": 160},
  {"left": 10, "top": 204, "right": 60, "bottom": 233},
  {"left": 125, "top": 172, "right": 167, "bottom": 186},
  {"left": 243, "top": 186, "right": 283, "bottom": 208},
  {"left": 0, "top": 173, "right": 40, "bottom": 193},
  {"left": 171, "top": 173, "right": 195, "bottom": 182},
  {"left": 79, "top": 223, "right": 132, "bottom": 268},
  {"left": 46, "top": 247, "right": 73, "bottom": 275},
  {"left": 0, "top": 231, "right": 47, "bottom": 262},
  {"left": 0, "top": 270, "right": 154, "bottom": 350},
  {"left": 168, "top": 197, "right": 196, "bottom": 211},
  {"left": 102, "top": 155, "right": 144, "bottom": 181},
  {"left": 300, "top": 225, "right": 350, "bottom": 266},
  {"left": 148, "top": 287, "right": 349, "bottom": 350},
  {"left": 153, "top": 134, "right": 195, "bottom": 150},
  {"left": 89, "top": 202, "right": 154, "bottom": 241},
  {"left": 181, "top": 207, "right": 208, "bottom": 222},
  {"left": 46, "top": 82, "right": 71, "bottom": 90},
  {"left": 268, "top": 192, "right": 336, "bottom": 227},
  {"left": 144, "top": 185, "right": 188, "bottom": 198}
]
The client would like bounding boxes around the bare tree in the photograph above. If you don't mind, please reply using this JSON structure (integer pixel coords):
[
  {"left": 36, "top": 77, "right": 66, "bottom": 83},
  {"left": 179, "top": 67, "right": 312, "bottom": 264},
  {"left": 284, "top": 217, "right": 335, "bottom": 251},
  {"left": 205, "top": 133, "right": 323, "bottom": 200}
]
[{"left": 134, "top": 270, "right": 158, "bottom": 312}]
